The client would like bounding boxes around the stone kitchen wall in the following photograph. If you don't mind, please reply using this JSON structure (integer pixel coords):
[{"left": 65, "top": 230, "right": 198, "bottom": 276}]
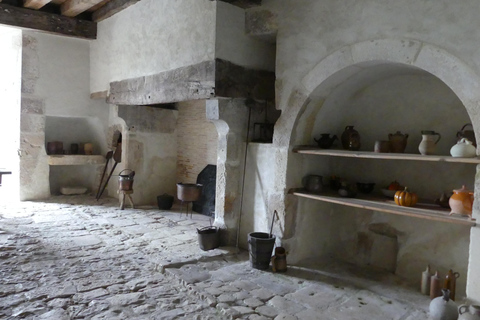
[
  {"left": 176, "top": 100, "right": 218, "bottom": 184},
  {"left": 254, "top": 0, "right": 480, "bottom": 303}
]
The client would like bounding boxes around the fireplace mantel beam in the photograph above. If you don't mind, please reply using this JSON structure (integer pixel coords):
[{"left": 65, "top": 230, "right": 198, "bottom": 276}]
[
  {"left": 107, "top": 59, "right": 275, "bottom": 106},
  {"left": 0, "top": 3, "right": 97, "bottom": 39}
]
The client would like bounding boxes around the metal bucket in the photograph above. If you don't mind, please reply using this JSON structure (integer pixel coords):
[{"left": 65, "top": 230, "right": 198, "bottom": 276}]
[
  {"left": 197, "top": 226, "right": 220, "bottom": 251},
  {"left": 248, "top": 232, "right": 276, "bottom": 270},
  {"left": 177, "top": 183, "right": 202, "bottom": 202},
  {"left": 118, "top": 169, "right": 134, "bottom": 191}
]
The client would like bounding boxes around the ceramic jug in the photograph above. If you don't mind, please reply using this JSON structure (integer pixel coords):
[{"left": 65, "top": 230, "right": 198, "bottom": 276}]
[
  {"left": 450, "top": 138, "right": 476, "bottom": 158},
  {"left": 421, "top": 265, "right": 432, "bottom": 295},
  {"left": 449, "top": 185, "right": 474, "bottom": 217},
  {"left": 429, "top": 289, "right": 459, "bottom": 320},
  {"left": 388, "top": 131, "right": 408, "bottom": 153},
  {"left": 458, "top": 304, "right": 480, "bottom": 320},
  {"left": 444, "top": 269, "right": 460, "bottom": 301},
  {"left": 341, "top": 126, "right": 361, "bottom": 151},
  {"left": 457, "top": 123, "right": 476, "bottom": 147},
  {"left": 419, "top": 130, "right": 441, "bottom": 155},
  {"left": 271, "top": 247, "right": 287, "bottom": 272},
  {"left": 314, "top": 134, "right": 337, "bottom": 149},
  {"left": 302, "top": 175, "right": 323, "bottom": 194}
]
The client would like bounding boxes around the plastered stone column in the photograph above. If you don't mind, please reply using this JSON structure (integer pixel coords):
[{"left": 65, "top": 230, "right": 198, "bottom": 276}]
[
  {"left": 206, "top": 99, "right": 249, "bottom": 245},
  {"left": 19, "top": 34, "right": 49, "bottom": 200}
]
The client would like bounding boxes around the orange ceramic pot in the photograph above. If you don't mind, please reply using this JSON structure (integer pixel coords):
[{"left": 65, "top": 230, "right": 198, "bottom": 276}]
[{"left": 449, "top": 185, "right": 474, "bottom": 217}]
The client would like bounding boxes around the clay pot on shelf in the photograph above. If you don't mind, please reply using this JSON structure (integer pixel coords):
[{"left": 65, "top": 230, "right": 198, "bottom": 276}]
[
  {"left": 302, "top": 175, "right": 324, "bottom": 194},
  {"left": 314, "top": 134, "right": 337, "bottom": 149},
  {"left": 418, "top": 130, "right": 441, "bottom": 155},
  {"left": 449, "top": 185, "right": 474, "bottom": 217},
  {"left": 341, "top": 126, "right": 361, "bottom": 151},
  {"left": 374, "top": 140, "right": 391, "bottom": 153},
  {"left": 450, "top": 138, "right": 476, "bottom": 158},
  {"left": 388, "top": 131, "right": 408, "bottom": 153}
]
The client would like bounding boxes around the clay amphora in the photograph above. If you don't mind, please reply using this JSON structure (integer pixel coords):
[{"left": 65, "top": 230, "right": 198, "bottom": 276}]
[
  {"left": 429, "top": 289, "right": 459, "bottom": 320},
  {"left": 457, "top": 123, "right": 476, "bottom": 147},
  {"left": 314, "top": 134, "right": 337, "bottom": 149},
  {"left": 388, "top": 131, "right": 408, "bottom": 153},
  {"left": 449, "top": 185, "right": 474, "bottom": 217},
  {"left": 418, "top": 130, "right": 441, "bottom": 155},
  {"left": 458, "top": 304, "right": 480, "bottom": 320},
  {"left": 271, "top": 247, "right": 287, "bottom": 272},
  {"left": 341, "top": 126, "right": 361, "bottom": 151},
  {"left": 302, "top": 175, "right": 323, "bottom": 194}
]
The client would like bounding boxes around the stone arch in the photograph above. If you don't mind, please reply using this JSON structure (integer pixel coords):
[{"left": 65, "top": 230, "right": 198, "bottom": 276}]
[{"left": 270, "top": 38, "right": 480, "bottom": 301}]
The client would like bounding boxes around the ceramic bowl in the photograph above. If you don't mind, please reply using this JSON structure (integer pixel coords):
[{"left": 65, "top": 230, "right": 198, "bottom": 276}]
[
  {"left": 356, "top": 182, "right": 375, "bottom": 194},
  {"left": 381, "top": 188, "right": 397, "bottom": 198}
]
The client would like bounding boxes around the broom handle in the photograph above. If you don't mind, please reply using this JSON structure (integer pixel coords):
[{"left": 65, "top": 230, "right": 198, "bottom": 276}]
[{"left": 269, "top": 210, "right": 277, "bottom": 237}]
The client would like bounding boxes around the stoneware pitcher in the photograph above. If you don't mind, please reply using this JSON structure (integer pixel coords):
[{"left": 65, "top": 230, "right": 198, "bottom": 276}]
[
  {"left": 458, "top": 304, "right": 480, "bottom": 320},
  {"left": 418, "top": 130, "right": 441, "bottom": 155}
]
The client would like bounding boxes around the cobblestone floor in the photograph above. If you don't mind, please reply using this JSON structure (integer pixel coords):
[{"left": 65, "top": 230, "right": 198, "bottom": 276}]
[{"left": 0, "top": 196, "right": 431, "bottom": 319}]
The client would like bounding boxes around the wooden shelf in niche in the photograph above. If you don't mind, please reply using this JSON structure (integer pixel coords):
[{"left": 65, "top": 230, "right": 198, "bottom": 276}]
[
  {"left": 289, "top": 189, "right": 476, "bottom": 227},
  {"left": 292, "top": 146, "right": 480, "bottom": 164},
  {"left": 48, "top": 155, "right": 105, "bottom": 166}
]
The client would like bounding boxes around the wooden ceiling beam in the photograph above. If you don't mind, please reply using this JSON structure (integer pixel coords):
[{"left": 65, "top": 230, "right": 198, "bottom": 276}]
[
  {"left": 0, "top": 3, "right": 96, "bottom": 39},
  {"left": 61, "top": 0, "right": 105, "bottom": 17},
  {"left": 23, "top": 0, "right": 53, "bottom": 10},
  {"left": 92, "top": 0, "right": 141, "bottom": 22}
]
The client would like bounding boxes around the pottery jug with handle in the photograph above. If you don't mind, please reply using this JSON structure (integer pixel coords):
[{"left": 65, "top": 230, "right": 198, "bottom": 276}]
[
  {"left": 458, "top": 304, "right": 480, "bottom": 320},
  {"left": 341, "top": 126, "right": 361, "bottom": 151},
  {"left": 429, "top": 289, "right": 459, "bottom": 320},
  {"left": 271, "top": 247, "right": 287, "bottom": 272},
  {"left": 419, "top": 130, "right": 441, "bottom": 155}
]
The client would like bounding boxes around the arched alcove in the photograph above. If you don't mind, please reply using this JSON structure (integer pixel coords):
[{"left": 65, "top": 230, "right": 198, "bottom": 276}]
[{"left": 271, "top": 39, "right": 480, "bottom": 301}]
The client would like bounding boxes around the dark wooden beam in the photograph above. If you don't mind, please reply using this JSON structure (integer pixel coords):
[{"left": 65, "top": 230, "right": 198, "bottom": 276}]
[
  {"left": 219, "top": 0, "right": 261, "bottom": 9},
  {"left": 92, "top": 0, "right": 141, "bottom": 22},
  {"left": 0, "top": 3, "right": 96, "bottom": 39}
]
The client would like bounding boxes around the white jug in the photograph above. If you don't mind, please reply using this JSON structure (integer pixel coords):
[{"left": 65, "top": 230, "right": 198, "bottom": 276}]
[
  {"left": 419, "top": 130, "right": 441, "bottom": 155},
  {"left": 459, "top": 304, "right": 480, "bottom": 320}
]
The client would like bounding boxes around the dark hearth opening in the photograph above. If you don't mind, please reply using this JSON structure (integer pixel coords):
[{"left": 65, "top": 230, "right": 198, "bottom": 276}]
[{"left": 193, "top": 165, "right": 216, "bottom": 216}]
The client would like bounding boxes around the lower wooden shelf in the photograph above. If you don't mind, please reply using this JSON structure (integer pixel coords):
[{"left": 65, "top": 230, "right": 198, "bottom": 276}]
[
  {"left": 289, "top": 188, "right": 476, "bottom": 227},
  {"left": 48, "top": 155, "right": 105, "bottom": 166}
]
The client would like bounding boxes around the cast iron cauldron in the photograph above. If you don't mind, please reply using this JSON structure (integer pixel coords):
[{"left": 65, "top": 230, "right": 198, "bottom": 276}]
[{"left": 157, "top": 193, "right": 174, "bottom": 210}]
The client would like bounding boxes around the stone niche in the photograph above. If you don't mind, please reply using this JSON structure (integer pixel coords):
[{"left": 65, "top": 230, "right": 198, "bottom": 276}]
[
  {"left": 285, "top": 62, "right": 473, "bottom": 298},
  {"left": 45, "top": 116, "right": 107, "bottom": 194}
]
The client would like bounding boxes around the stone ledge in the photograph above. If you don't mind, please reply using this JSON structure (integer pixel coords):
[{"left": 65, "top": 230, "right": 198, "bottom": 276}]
[{"left": 48, "top": 155, "right": 105, "bottom": 166}]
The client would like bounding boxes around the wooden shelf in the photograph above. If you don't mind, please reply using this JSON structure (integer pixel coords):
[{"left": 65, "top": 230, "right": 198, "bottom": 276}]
[
  {"left": 48, "top": 155, "right": 105, "bottom": 166},
  {"left": 293, "top": 146, "right": 480, "bottom": 164},
  {"left": 289, "top": 189, "right": 476, "bottom": 227}
]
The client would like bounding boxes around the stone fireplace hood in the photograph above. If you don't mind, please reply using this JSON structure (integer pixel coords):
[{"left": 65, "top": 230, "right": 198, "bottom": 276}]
[{"left": 107, "top": 59, "right": 275, "bottom": 106}]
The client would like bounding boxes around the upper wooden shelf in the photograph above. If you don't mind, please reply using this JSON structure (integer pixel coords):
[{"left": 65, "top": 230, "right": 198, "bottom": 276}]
[
  {"left": 289, "top": 189, "right": 476, "bottom": 227},
  {"left": 48, "top": 155, "right": 105, "bottom": 166},
  {"left": 292, "top": 146, "right": 480, "bottom": 164}
]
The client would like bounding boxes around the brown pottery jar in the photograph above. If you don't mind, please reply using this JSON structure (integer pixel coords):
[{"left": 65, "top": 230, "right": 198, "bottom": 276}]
[{"left": 341, "top": 126, "right": 361, "bottom": 151}]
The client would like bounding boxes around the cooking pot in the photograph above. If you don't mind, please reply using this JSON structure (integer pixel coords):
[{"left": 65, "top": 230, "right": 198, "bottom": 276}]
[
  {"left": 157, "top": 193, "right": 174, "bottom": 210},
  {"left": 177, "top": 183, "right": 202, "bottom": 202}
]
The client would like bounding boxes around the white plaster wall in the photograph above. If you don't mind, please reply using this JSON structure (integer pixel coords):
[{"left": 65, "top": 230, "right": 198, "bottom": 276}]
[
  {"left": 90, "top": 0, "right": 216, "bottom": 93},
  {"left": 215, "top": 2, "right": 276, "bottom": 71},
  {"left": 0, "top": 26, "right": 22, "bottom": 201},
  {"left": 239, "top": 143, "right": 275, "bottom": 248}
]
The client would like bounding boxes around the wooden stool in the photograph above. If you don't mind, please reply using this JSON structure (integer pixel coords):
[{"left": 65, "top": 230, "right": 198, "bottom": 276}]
[{"left": 118, "top": 190, "right": 134, "bottom": 210}]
